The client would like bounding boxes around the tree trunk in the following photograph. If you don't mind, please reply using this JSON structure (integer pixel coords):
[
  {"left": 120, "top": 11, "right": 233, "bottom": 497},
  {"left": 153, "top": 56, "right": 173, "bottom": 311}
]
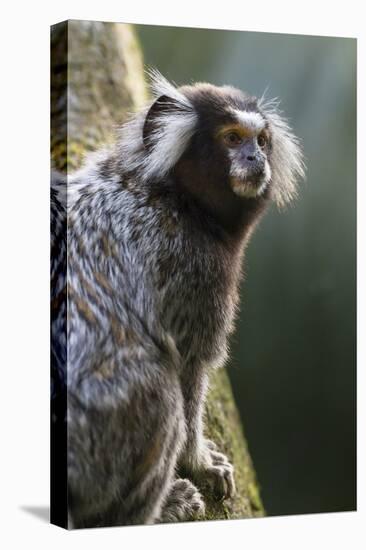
[{"left": 51, "top": 19, "right": 264, "bottom": 523}]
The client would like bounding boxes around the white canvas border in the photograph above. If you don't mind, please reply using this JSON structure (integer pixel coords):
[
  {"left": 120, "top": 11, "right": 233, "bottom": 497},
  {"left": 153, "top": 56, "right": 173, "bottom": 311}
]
[{"left": 0, "top": 1, "right": 363, "bottom": 549}]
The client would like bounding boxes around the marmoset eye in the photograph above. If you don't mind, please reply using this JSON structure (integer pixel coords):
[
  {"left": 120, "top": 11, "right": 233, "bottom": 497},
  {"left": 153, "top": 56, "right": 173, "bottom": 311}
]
[
  {"left": 257, "top": 134, "right": 267, "bottom": 148},
  {"left": 257, "top": 134, "right": 267, "bottom": 147},
  {"left": 224, "top": 132, "right": 243, "bottom": 146}
]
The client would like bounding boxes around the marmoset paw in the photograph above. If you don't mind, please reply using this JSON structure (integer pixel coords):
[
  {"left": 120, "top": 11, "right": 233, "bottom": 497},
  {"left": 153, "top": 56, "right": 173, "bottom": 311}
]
[
  {"left": 202, "top": 439, "right": 236, "bottom": 500},
  {"left": 160, "top": 478, "right": 205, "bottom": 523}
]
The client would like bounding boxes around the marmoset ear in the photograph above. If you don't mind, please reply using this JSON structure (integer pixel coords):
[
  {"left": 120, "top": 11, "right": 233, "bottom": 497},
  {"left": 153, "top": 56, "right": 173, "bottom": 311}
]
[
  {"left": 258, "top": 97, "right": 305, "bottom": 207},
  {"left": 139, "top": 90, "right": 197, "bottom": 180},
  {"left": 143, "top": 95, "right": 183, "bottom": 147},
  {"left": 118, "top": 70, "right": 198, "bottom": 181}
]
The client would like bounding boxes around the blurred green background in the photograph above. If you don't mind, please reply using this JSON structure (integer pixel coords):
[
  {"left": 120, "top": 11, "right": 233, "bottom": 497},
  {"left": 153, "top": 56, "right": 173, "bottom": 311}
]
[{"left": 136, "top": 25, "right": 356, "bottom": 516}]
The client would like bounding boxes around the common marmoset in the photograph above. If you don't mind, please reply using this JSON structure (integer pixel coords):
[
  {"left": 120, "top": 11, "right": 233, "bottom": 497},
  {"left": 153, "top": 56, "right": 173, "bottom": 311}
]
[{"left": 51, "top": 70, "right": 304, "bottom": 528}]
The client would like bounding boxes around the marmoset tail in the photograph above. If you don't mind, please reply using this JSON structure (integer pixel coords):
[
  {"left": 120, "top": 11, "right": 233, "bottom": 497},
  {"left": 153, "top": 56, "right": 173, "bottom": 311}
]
[{"left": 51, "top": 70, "right": 304, "bottom": 528}]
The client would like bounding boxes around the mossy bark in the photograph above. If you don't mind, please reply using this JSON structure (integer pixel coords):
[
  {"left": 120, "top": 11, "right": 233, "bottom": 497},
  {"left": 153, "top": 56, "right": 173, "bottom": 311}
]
[
  {"left": 202, "top": 369, "right": 264, "bottom": 519},
  {"left": 51, "top": 20, "right": 147, "bottom": 172},
  {"left": 51, "top": 19, "right": 264, "bottom": 521}
]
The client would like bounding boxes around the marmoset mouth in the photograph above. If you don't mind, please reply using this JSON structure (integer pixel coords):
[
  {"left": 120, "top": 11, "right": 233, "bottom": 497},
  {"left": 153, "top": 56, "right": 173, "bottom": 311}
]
[{"left": 230, "top": 175, "right": 268, "bottom": 198}]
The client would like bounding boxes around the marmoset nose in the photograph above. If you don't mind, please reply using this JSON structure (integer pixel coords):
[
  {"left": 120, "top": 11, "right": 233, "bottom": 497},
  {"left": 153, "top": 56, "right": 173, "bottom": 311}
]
[{"left": 245, "top": 153, "right": 265, "bottom": 175}]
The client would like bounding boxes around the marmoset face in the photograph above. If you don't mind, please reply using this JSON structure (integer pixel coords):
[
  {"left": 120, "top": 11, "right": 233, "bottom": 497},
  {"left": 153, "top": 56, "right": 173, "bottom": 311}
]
[
  {"left": 176, "top": 84, "right": 275, "bottom": 203},
  {"left": 217, "top": 110, "right": 272, "bottom": 199}
]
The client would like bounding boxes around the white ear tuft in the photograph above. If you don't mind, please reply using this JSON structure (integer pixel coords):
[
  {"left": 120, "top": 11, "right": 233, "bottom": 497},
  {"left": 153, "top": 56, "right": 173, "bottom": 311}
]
[
  {"left": 146, "top": 68, "right": 193, "bottom": 109},
  {"left": 259, "top": 96, "right": 305, "bottom": 207},
  {"left": 118, "top": 69, "right": 197, "bottom": 182}
]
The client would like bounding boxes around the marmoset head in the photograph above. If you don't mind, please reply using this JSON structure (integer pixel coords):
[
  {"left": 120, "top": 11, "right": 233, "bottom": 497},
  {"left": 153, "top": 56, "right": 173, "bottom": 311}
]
[{"left": 119, "top": 70, "right": 305, "bottom": 218}]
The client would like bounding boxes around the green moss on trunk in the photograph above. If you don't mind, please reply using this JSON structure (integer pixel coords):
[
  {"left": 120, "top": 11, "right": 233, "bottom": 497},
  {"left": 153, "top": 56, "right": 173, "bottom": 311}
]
[{"left": 203, "top": 369, "right": 264, "bottom": 519}]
